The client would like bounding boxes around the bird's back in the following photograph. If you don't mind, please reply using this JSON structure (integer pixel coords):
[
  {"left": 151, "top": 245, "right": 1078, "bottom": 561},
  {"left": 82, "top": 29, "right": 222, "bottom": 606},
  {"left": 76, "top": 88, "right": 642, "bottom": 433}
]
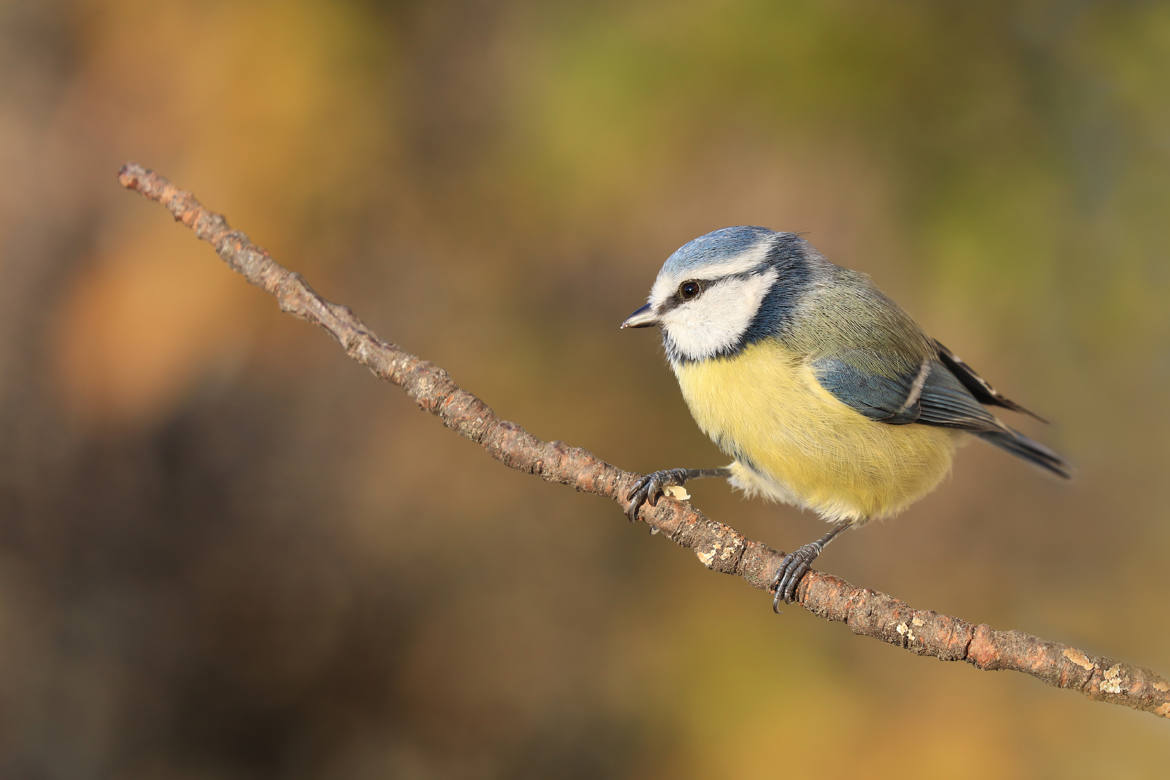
[{"left": 783, "top": 258, "right": 936, "bottom": 374}]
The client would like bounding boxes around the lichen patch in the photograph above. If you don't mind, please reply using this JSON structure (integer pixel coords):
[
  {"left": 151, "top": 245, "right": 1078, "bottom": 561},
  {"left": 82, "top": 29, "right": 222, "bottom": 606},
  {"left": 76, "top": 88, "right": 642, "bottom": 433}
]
[
  {"left": 1101, "top": 664, "right": 1128, "bottom": 695},
  {"left": 1062, "top": 648, "right": 1095, "bottom": 672}
]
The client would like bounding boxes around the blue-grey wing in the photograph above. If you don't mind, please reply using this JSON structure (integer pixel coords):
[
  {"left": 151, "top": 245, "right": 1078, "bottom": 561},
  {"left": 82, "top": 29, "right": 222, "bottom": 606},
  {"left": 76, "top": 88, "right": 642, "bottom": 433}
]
[
  {"left": 812, "top": 349, "right": 1071, "bottom": 478},
  {"left": 812, "top": 351, "right": 998, "bottom": 431}
]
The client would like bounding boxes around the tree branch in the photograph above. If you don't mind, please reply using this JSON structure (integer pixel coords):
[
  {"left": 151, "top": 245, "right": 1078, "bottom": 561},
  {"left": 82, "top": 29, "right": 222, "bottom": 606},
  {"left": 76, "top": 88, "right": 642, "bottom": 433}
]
[{"left": 117, "top": 162, "right": 1170, "bottom": 721}]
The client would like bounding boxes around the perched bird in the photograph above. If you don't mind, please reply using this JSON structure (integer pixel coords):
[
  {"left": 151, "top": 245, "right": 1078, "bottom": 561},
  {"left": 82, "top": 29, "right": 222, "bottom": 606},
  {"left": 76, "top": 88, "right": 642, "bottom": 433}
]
[{"left": 621, "top": 226, "right": 1068, "bottom": 610}]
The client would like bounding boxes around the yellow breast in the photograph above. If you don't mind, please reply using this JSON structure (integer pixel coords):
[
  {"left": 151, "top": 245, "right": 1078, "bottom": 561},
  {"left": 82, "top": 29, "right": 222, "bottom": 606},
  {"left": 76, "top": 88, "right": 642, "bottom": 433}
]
[{"left": 671, "top": 340, "right": 957, "bottom": 523}]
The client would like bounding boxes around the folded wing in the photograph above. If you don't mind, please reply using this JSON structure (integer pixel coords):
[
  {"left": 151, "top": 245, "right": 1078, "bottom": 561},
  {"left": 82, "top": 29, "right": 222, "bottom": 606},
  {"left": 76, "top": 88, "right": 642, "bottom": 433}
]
[{"left": 812, "top": 347, "right": 1070, "bottom": 478}]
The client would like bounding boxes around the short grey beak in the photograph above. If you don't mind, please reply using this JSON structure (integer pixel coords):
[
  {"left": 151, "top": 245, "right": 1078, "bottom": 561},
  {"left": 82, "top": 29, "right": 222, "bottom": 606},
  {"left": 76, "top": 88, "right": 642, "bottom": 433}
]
[{"left": 620, "top": 303, "right": 659, "bottom": 329}]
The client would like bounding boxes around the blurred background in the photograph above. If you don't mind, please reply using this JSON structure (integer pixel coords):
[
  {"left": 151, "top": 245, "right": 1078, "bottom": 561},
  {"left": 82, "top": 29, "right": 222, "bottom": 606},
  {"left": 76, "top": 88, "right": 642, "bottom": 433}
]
[{"left": 2, "top": 0, "right": 1168, "bottom": 777}]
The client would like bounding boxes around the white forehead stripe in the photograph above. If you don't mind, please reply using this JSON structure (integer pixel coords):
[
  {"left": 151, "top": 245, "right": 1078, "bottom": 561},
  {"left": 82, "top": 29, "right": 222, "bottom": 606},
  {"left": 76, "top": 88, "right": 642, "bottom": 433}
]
[
  {"left": 662, "top": 267, "right": 778, "bottom": 361},
  {"left": 649, "top": 236, "right": 776, "bottom": 307},
  {"left": 686, "top": 236, "right": 776, "bottom": 279}
]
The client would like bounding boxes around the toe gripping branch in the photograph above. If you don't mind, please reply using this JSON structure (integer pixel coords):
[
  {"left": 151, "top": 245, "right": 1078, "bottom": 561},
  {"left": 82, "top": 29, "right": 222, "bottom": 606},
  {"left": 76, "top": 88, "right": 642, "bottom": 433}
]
[
  {"left": 625, "top": 467, "right": 731, "bottom": 522},
  {"left": 627, "top": 467, "right": 852, "bottom": 615},
  {"left": 771, "top": 520, "right": 851, "bottom": 611}
]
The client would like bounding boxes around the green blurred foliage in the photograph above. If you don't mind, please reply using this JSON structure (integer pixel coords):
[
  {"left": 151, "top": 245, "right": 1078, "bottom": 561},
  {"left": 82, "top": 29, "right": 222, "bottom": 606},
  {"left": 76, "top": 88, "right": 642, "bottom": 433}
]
[{"left": 1, "top": 0, "right": 1168, "bottom": 777}]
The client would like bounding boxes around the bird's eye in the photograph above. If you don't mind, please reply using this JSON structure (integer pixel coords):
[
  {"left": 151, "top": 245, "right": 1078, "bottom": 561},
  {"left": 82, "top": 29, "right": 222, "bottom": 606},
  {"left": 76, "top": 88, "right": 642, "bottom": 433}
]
[{"left": 678, "top": 280, "right": 702, "bottom": 300}]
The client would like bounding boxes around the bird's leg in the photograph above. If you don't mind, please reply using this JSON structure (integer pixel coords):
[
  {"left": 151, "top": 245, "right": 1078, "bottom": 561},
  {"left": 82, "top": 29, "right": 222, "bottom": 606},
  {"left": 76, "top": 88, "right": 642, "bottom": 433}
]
[
  {"left": 771, "top": 520, "right": 852, "bottom": 611},
  {"left": 625, "top": 467, "right": 731, "bottom": 522}
]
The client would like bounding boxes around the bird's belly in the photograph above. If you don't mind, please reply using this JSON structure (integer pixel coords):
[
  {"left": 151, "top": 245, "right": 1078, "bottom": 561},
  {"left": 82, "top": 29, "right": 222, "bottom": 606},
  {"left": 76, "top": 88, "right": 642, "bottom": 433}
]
[{"left": 671, "top": 341, "right": 957, "bottom": 523}]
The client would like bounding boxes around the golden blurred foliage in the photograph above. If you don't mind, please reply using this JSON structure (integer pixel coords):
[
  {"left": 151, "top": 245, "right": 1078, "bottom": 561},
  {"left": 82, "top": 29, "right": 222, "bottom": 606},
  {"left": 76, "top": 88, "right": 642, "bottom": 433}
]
[{"left": 51, "top": 236, "right": 251, "bottom": 424}]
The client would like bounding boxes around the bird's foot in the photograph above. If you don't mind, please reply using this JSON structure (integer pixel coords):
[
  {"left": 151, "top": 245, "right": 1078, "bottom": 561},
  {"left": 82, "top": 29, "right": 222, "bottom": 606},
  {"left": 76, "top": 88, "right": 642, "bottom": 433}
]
[
  {"left": 769, "top": 520, "right": 852, "bottom": 612},
  {"left": 770, "top": 541, "right": 826, "bottom": 611},
  {"left": 625, "top": 467, "right": 696, "bottom": 522}
]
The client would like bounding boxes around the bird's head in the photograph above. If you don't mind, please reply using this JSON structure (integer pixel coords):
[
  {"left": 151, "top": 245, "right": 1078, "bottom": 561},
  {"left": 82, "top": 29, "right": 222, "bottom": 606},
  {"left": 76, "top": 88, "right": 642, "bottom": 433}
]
[{"left": 621, "top": 226, "right": 811, "bottom": 363}]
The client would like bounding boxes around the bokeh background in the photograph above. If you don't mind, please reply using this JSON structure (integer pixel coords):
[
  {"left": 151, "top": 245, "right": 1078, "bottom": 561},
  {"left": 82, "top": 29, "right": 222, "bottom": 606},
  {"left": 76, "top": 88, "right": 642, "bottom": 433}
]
[{"left": 2, "top": 1, "right": 1169, "bottom": 777}]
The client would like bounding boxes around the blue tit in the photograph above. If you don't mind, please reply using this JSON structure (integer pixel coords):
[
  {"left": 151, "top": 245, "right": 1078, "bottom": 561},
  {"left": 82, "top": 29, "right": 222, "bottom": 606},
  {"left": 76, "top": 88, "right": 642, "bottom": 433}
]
[{"left": 621, "top": 226, "right": 1069, "bottom": 610}]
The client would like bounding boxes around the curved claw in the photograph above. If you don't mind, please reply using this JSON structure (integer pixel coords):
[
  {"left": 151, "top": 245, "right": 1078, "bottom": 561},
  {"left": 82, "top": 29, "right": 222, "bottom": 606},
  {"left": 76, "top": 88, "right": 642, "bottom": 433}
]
[
  {"left": 624, "top": 467, "right": 691, "bottom": 522},
  {"left": 770, "top": 542, "right": 823, "bottom": 611}
]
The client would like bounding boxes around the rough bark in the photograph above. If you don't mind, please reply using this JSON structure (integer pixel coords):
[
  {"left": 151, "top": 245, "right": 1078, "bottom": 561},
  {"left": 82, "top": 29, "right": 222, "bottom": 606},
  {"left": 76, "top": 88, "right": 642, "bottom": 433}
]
[{"left": 117, "top": 162, "right": 1170, "bottom": 721}]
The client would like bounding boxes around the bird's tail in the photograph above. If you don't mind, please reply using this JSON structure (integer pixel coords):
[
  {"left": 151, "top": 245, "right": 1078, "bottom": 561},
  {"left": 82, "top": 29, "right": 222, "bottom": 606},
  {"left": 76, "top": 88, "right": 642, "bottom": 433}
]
[{"left": 977, "top": 428, "right": 1071, "bottom": 479}]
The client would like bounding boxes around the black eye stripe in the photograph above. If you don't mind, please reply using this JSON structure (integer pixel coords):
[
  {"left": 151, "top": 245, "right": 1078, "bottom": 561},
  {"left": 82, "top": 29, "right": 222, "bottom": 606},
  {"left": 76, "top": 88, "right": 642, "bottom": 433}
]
[{"left": 656, "top": 266, "right": 770, "bottom": 314}]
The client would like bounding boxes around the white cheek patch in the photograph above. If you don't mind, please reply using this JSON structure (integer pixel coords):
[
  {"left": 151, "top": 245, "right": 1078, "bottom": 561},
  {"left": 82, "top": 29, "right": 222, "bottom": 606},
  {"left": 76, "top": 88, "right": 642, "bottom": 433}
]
[
  {"left": 648, "top": 237, "right": 776, "bottom": 308},
  {"left": 663, "top": 268, "right": 778, "bottom": 360}
]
